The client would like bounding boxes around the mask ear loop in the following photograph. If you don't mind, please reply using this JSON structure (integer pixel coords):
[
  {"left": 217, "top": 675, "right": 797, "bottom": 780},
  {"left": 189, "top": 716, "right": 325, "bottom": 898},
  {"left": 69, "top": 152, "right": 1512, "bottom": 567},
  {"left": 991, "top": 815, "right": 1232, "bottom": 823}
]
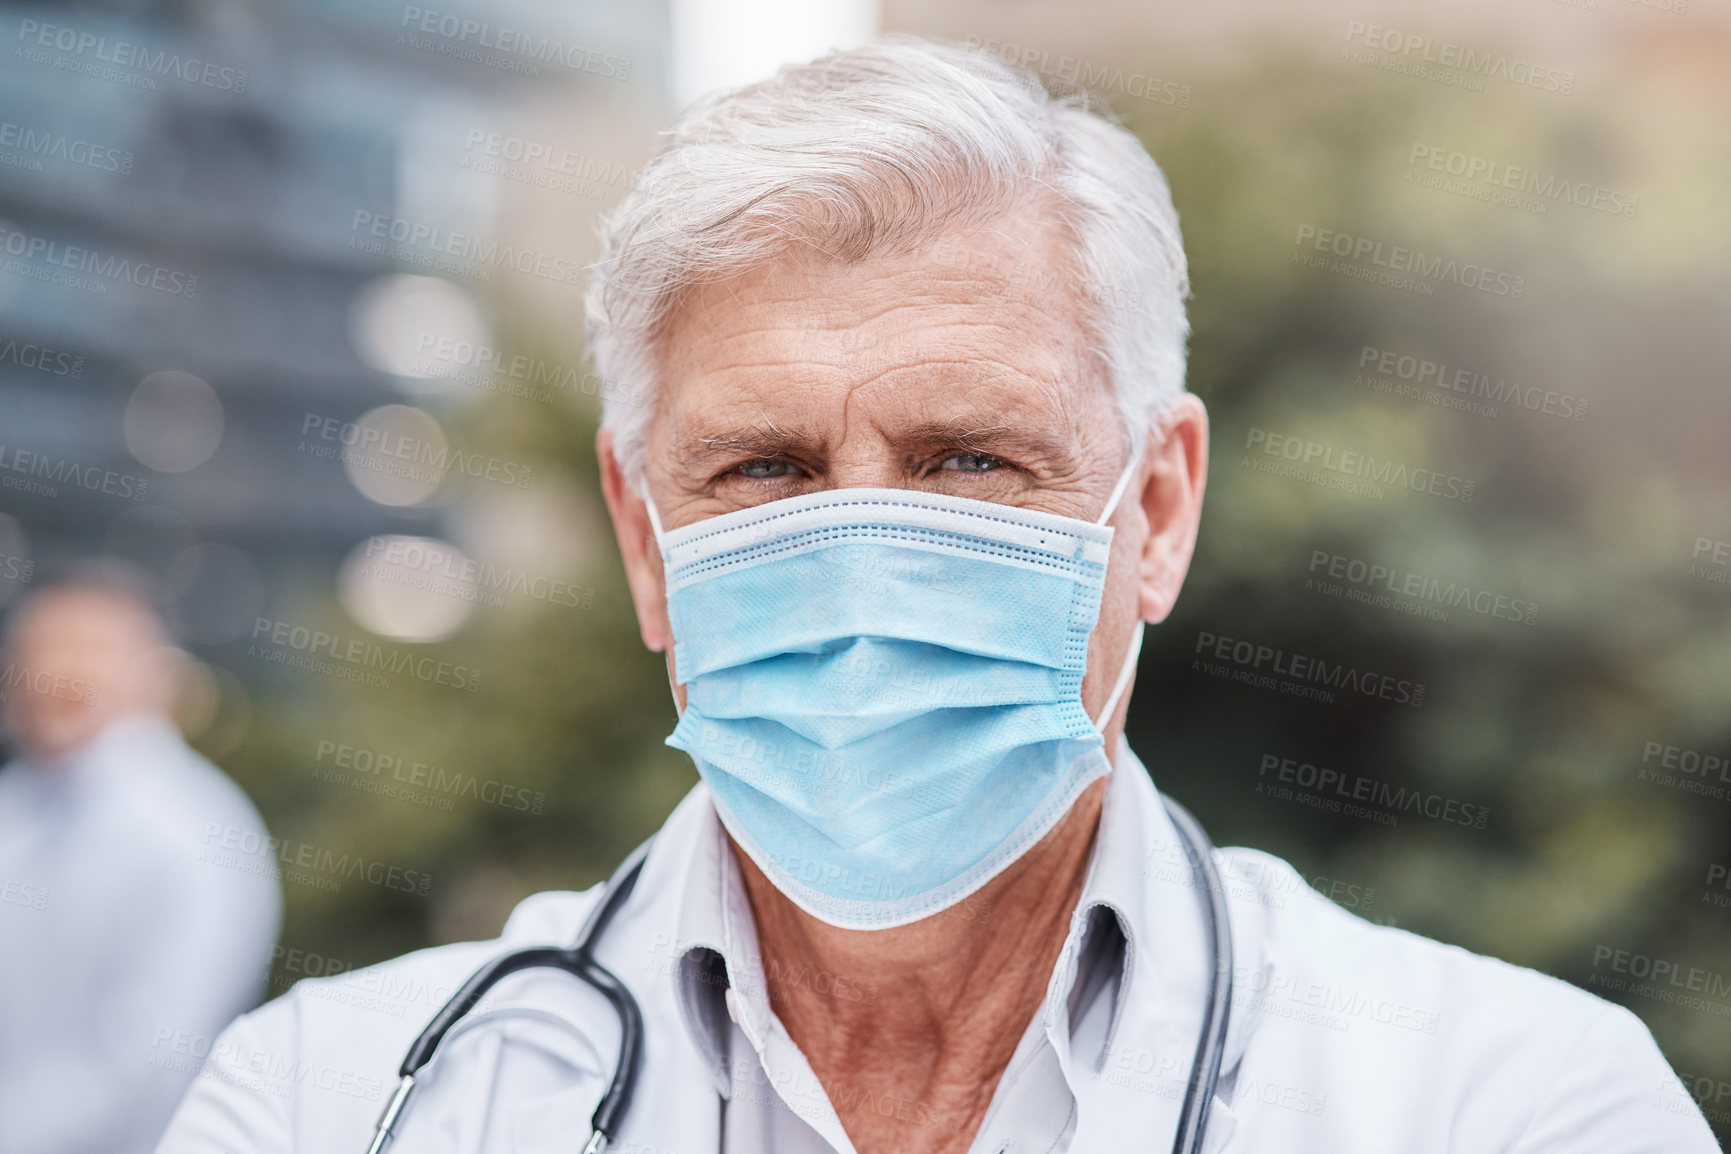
[
  {"left": 643, "top": 493, "right": 667, "bottom": 544},
  {"left": 1091, "top": 436, "right": 1149, "bottom": 731},
  {"left": 1092, "top": 620, "right": 1144, "bottom": 733},
  {"left": 641, "top": 492, "right": 683, "bottom": 706},
  {"left": 1096, "top": 440, "right": 1145, "bottom": 527}
]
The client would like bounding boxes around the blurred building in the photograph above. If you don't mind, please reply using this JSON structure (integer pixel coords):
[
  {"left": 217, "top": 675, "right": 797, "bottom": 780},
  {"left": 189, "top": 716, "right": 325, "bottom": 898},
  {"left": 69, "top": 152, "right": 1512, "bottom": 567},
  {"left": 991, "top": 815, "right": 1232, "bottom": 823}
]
[{"left": 0, "top": 0, "right": 665, "bottom": 661}]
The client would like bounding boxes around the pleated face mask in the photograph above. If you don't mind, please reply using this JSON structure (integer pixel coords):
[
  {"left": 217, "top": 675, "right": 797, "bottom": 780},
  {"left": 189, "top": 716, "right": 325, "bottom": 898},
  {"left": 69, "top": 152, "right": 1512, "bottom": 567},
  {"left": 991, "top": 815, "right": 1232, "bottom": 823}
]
[{"left": 648, "top": 461, "right": 1144, "bottom": 930}]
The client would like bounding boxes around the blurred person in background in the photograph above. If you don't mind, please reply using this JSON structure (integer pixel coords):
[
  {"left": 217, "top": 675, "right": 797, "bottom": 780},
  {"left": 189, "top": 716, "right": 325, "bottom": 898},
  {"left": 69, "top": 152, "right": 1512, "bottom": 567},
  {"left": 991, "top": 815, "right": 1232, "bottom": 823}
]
[{"left": 0, "top": 569, "right": 282, "bottom": 1154}]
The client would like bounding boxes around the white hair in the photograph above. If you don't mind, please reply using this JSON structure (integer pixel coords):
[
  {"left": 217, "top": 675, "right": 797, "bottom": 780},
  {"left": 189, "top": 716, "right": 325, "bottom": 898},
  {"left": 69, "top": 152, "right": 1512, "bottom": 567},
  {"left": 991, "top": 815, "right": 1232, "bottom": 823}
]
[{"left": 584, "top": 35, "right": 1191, "bottom": 490}]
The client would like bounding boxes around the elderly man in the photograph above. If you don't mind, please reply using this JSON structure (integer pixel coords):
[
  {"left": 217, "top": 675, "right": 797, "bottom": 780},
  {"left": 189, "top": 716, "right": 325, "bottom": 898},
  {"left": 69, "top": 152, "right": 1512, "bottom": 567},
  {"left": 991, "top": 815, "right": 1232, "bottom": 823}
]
[
  {"left": 0, "top": 573, "right": 281, "bottom": 1154},
  {"left": 157, "top": 38, "right": 1715, "bottom": 1154}
]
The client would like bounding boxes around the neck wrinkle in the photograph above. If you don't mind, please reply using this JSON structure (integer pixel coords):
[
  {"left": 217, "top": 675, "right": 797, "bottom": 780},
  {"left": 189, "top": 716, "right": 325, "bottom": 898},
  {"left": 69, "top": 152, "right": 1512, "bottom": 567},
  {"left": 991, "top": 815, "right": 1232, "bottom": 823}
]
[{"left": 731, "top": 773, "right": 1107, "bottom": 1112}]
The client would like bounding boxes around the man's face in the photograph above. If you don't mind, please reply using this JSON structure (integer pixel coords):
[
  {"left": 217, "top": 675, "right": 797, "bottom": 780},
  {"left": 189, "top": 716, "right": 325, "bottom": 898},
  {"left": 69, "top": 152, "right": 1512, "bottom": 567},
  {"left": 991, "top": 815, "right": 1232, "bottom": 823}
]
[
  {"left": 2, "top": 591, "right": 164, "bottom": 761},
  {"left": 602, "top": 205, "right": 1207, "bottom": 734}
]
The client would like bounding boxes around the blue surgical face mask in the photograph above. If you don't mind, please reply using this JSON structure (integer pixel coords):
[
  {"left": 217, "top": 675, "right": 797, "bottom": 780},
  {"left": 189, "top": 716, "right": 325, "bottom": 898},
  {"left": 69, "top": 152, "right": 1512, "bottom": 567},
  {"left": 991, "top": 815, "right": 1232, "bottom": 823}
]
[{"left": 646, "top": 457, "right": 1145, "bottom": 930}]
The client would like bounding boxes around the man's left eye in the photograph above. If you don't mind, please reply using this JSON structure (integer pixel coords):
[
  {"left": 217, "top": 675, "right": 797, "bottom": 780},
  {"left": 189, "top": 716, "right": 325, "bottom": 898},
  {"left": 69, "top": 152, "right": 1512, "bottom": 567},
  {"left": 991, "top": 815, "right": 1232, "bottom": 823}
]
[{"left": 939, "top": 453, "right": 1003, "bottom": 474}]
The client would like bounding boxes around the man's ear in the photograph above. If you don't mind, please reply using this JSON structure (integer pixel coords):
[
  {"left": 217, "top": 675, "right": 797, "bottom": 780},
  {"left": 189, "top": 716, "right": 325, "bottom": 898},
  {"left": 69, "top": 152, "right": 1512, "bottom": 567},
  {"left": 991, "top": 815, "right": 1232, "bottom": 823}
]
[
  {"left": 1136, "top": 394, "right": 1209, "bottom": 624},
  {"left": 597, "top": 427, "right": 672, "bottom": 653}
]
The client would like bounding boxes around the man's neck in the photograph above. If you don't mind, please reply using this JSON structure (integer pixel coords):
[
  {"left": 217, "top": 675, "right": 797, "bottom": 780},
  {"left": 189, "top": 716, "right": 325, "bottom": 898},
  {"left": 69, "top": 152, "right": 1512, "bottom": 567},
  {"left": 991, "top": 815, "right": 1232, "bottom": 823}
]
[{"left": 732, "top": 774, "right": 1109, "bottom": 1154}]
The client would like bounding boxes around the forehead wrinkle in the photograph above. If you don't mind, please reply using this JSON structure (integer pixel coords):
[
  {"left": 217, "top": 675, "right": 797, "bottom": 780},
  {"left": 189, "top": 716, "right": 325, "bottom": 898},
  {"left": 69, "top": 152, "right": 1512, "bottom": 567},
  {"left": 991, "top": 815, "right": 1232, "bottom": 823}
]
[
  {"left": 723, "top": 246, "right": 1081, "bottom": 334},
  {"left": 849, "top": 354, "right": 1095, "bottom": 419}
]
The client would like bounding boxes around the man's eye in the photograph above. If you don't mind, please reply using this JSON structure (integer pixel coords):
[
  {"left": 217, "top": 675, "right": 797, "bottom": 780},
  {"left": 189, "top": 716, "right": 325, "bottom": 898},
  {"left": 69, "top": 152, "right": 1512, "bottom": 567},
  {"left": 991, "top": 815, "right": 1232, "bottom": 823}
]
[
  {"left": 735, "top": 457, "right": 797, "bottom": 480},
  {"left": 939, "top": 453, "right": 1004, "bottom": 474}
]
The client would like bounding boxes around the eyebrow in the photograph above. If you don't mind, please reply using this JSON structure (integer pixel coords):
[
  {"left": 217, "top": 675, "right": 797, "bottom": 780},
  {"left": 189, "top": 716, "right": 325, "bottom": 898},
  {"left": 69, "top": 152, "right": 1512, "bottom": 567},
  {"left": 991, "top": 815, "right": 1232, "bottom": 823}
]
[
  {"left": 673, "top": 417, "right": 1080, "bottom": 479},
  {"left": 668, "top": 422, "right": 815, "bottom": 482},
  {"left": 896, "top": 420, "right": 1078, "bottom": 472},
  {"left": 683, "top": 423, "right": 810, "bottom": 459}
]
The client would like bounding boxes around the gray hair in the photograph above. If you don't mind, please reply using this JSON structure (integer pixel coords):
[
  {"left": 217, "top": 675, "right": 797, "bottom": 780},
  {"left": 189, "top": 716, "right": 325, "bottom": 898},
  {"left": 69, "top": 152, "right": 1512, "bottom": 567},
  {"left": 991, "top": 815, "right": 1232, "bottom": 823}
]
[{"left": 584, "top": 35, "right": 1191, "bottom": 490}]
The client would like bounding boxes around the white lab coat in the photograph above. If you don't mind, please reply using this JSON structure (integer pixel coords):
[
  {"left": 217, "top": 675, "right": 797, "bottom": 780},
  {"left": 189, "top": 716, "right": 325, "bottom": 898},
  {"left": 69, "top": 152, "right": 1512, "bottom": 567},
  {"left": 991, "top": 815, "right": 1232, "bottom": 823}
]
[
  {"left": 0, "top": 714, "right": 283, "bottom": 1154},
  {"left": 155, "top": 752, "right": 1718, "bottom": 1154}
]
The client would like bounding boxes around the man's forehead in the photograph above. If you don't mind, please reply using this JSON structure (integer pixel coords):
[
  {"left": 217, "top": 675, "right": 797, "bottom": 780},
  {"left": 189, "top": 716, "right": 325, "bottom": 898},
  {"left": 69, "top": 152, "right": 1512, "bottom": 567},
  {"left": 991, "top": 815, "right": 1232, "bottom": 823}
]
[
  {"left": 672, "top": 208, "right": 1082, "bottom": 327},
  {"left": 650, "top": 213, "right": 1107, "bottom": 443},
  {"left": 670, "top": 370, "right": 1083, "bottom": 438}
]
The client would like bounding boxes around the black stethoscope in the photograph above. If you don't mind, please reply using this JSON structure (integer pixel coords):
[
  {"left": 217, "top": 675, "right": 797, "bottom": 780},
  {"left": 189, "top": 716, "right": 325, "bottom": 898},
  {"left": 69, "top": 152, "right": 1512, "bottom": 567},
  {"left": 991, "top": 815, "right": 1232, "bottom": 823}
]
[{"left": 364, "top": 792, "right": 1233, "bottom": 1154}]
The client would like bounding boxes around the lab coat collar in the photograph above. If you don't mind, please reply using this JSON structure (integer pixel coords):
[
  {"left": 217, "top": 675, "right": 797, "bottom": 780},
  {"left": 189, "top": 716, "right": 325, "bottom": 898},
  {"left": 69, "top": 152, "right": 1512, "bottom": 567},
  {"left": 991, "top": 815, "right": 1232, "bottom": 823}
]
[{"left": 665, "top": 739, "right": 1229, "bottom": 1113}]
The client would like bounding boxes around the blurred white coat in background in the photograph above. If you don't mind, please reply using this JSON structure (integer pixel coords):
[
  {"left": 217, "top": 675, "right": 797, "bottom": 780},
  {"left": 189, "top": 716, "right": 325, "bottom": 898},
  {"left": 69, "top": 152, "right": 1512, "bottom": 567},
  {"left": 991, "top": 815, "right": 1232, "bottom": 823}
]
[{"left": 0, "top": 579, "right": 282, "bottom": 1154}]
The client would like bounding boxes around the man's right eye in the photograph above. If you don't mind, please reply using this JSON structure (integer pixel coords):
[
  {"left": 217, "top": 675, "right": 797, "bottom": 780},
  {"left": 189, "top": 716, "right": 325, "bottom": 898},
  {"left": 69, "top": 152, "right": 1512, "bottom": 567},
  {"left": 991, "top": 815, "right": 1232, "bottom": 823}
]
[{"left": 734, "top": 457, "right": 797, "bottom": 480}]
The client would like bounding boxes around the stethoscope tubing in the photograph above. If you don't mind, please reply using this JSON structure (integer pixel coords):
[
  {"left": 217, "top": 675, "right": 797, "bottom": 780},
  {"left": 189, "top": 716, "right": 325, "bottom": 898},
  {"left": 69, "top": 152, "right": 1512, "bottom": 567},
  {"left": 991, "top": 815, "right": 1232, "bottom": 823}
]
[
  {"left": 364, "top": 796, "right": 1232, "bottom": 1154},
  {"left": 365, "top": 842, "right": 650, "bottom": 1154},
  {"left": 1161, "top": 794, "right": 1234, "bottom": 1154}
]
